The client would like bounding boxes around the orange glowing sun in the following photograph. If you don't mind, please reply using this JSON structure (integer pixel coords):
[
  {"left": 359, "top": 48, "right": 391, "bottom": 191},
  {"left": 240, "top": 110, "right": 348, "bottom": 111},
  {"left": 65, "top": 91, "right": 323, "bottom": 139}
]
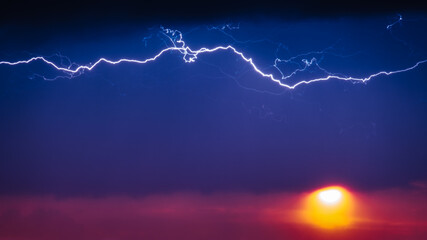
[{"left": 302, "top": 186, "right": 354, "bottom": 229}]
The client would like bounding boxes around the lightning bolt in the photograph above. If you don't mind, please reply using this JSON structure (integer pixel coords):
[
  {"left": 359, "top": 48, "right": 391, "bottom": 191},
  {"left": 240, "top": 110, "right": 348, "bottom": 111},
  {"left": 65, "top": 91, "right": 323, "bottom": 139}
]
[
  {"left": 386, "top": 14, "right": 403, "bottom": 30},
  {"left": 0, "top": 25, "right": 426, "bottom": 90}
]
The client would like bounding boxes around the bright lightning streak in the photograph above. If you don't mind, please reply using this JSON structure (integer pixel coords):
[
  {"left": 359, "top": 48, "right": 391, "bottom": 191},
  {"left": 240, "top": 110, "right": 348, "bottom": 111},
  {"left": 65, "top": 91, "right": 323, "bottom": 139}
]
[
  {"left": 387, "top": 14, "right": 403, "bottom": 30},
  {"left": 0, "top": 27, "right": 426, "bottom": 90}
]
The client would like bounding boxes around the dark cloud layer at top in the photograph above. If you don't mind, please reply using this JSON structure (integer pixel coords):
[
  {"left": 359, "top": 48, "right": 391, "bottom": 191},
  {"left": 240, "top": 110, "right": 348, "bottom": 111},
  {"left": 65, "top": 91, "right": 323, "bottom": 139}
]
[{"left": 0, "top": 0, "right": 423, "bottom": 26}]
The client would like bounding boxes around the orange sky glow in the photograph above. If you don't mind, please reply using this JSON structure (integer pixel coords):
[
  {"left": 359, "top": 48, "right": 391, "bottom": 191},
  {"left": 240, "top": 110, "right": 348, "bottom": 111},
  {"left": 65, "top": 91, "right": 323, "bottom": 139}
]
[{"left": 1, "top": 186, "right": 426, "bottom": 240}]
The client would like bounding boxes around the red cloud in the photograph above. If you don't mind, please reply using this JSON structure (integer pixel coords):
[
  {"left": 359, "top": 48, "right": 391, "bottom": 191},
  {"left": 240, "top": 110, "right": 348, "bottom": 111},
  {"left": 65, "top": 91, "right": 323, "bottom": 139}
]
[{"left": 0, "top": 188, "right": 426, "bottom": 240}]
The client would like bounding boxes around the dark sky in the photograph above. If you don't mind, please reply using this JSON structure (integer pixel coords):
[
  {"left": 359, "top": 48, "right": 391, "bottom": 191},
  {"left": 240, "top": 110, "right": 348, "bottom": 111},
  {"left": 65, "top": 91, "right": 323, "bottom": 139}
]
[
  {"left": 0, "top": 1, "right": 426, "bottom": 198},
  {"left": 0, "top": 0, "right": 423, "bottom": 24}
]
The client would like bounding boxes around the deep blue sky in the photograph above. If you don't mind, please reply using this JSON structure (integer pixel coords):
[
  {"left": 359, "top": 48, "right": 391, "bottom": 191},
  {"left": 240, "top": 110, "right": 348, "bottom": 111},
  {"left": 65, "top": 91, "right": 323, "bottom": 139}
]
[{"left": 0, "top": 15, "right": 426, "bottom": 196}]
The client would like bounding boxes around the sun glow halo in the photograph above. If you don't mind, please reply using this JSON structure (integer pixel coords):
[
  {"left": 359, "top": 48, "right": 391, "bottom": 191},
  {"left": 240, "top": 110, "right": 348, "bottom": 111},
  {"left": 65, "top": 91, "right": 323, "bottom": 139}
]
[{"left": 302, "top": 186, "right": 354, "bottom": 229}]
